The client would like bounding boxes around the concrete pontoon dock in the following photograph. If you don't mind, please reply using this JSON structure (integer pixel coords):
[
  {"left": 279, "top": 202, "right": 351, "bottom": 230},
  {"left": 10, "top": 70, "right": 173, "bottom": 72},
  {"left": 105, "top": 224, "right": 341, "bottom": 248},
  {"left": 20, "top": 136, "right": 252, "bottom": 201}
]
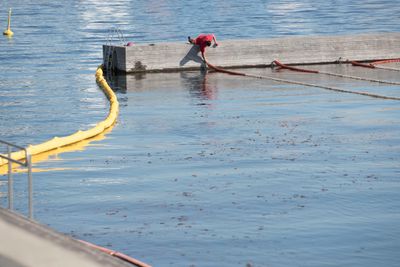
[
  {"left": 0, "top": 208, "right": 133, "bottom": 267},
  {"left": 103, "top": 33, "right": 400, "bottom": 73}
]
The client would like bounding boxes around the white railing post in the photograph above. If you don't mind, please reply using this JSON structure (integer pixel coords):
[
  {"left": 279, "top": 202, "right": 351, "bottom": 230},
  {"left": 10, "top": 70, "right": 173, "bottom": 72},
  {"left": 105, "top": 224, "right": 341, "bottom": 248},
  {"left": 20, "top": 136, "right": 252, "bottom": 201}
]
[
  {"left": 27, "top": 152, "right": 33, "bottom": 219},
  {"left": 7, "top": 145, "right": 13, "bottom": 210},
  {"left": 0, "top": 140, "right": 34, "bottom": 219}
]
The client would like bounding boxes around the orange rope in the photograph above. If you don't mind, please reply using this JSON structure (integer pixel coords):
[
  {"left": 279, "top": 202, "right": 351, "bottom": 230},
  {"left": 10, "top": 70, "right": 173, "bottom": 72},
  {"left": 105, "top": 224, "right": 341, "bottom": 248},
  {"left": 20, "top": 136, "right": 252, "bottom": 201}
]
[
  {"left": 351, "top": 61, "right": 375, "bottom": 69},
  {"left": 351, "top": 58, "right": 400, "bottom": 71},
  {"left": 78, "top": 240, "right": 152, "bottom": 267},
  {"left": 371, "top": 58, "right": 400, "bottom": 65},
  {"left": 351, "top": 60, "right": 400, "bottom": 72},
  {"left": 273, "top": 60, "right": 319, "bottom": 73},
  {"left": 205, "top": 60, "right": 245, "bottom": 76}
]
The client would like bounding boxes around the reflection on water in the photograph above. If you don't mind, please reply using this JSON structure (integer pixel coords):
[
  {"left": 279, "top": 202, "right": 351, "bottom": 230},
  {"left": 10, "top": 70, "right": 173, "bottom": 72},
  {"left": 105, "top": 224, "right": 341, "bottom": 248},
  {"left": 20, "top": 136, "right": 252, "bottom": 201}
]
[
  {"left": 0, "top": 123, "right": 113, "bottom": 175},
  {"left": 181, "top": 71, "right": 218, "bottom": 101},
  {"left": 109, "top": 70, "right": 219, "bottom": 103}
]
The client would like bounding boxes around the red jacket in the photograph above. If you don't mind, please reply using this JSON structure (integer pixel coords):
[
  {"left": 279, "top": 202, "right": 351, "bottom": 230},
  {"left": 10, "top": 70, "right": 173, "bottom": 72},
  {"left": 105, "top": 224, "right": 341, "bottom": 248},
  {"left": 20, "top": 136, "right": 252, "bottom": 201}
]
[{"left": 194, "top": 34, "right": 216, "bottom": 54}]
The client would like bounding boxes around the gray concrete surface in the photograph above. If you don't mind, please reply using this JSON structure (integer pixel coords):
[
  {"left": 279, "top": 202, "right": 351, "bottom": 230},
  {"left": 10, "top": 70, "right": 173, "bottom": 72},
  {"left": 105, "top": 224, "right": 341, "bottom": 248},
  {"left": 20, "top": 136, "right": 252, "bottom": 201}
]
[
  {"left": 104, "top": 33, "right": 400, "bottom": 73},
  {"left": 0, "top": 208, "right": 133, "bottom": 267}
]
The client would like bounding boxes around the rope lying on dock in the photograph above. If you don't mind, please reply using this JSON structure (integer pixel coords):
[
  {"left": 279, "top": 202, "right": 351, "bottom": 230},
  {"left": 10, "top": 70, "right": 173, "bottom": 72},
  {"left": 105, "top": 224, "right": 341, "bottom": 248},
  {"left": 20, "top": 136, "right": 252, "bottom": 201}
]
[
  {"left": 351, "top": 58, "right": 400, "bottom": 72},
  {"left": 273, "top": 60, "right": 400, "bottom": 85},
  {"left": 205, "top": 60, "right": 400, "bottom": 101},
  {"left": 0, "top": 65, "right": 119, "bottom": 167},
  {"left": 372, "top": 58, "right": 400, "bottom": 65}
]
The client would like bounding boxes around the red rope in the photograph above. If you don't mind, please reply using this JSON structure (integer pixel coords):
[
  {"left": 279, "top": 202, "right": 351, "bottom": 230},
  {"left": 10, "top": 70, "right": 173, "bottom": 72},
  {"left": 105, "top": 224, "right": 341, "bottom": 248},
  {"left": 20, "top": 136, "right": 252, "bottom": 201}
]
[
  {"left": 350, "top": 61, "right": 376, "bottom": 69},
  {"left": 272, "top": 60, "right": 319, "bottom": 74},
  {"left": 205, "top": 60, "right": 246, "bottom": 76},
  {"left": 78, "top": 240, "right": 152, "bottom": 267},
  {"left": 371, "top": 58, "right": 400, "bottom": 65},
  {"left": 351, "top": 58, "right": 400, "bottom": 69}
]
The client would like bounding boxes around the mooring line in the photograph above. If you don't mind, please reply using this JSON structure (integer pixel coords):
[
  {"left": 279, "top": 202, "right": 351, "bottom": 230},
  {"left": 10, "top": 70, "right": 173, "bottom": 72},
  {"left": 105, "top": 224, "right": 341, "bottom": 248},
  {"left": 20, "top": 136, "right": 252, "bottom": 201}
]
[
  {"left": 371, "top": 58, "right": 400, "bottom": 65},
  {"left": 374, "top": 66, "right": 400, "bottom": 72},
  {"left": 206, "top": 60, "right": 400, "bottom": 101},
  {"left": 273, "top": 60, "right": 400, "bottom": 85},
  {"left": 351, "top": 59, "right": 400, "bottom": 72},
  {"left": 318, "top": 69, "right": 400, "bottom": 84}
]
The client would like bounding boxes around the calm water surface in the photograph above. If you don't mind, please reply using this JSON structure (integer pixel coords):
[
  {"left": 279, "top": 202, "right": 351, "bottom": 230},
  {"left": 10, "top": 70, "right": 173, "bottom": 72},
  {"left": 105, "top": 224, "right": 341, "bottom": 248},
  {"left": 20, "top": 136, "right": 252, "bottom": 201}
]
[{"left": 1, "top": 1, "right": 400, "bottom": 266}]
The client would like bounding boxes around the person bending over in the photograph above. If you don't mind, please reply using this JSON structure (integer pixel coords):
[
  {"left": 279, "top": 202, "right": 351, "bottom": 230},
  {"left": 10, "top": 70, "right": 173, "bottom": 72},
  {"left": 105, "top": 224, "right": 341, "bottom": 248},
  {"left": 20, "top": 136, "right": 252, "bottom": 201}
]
[{"left": 188, "top": 34, "right": 218, "bottom": 61}]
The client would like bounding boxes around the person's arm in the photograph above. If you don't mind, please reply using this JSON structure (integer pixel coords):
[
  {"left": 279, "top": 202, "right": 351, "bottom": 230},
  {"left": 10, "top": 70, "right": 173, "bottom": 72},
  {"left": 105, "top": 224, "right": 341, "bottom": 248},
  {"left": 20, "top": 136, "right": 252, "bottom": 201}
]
[
  {"left": 201, "top": 50, "right": 206, "bottom": 61},
  {"left": 201, "top": 51, "right": 209, "bottom": 70},
  {"left": 199, "top": 44, "right": 207, "bottom": 61},
  {"left": 212, "top": 34, "right": 218, "bottom": 46}
]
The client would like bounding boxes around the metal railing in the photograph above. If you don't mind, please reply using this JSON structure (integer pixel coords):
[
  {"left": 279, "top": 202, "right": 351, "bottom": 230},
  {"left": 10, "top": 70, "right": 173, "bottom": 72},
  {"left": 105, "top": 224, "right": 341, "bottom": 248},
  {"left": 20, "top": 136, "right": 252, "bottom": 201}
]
[
  {"left": 0, "top": 140, "right": 33, "bottom": 219},
  {"left": 107, "top": 27, "right": 127, "bottom": 46},
  {"left": 104, "top": 27, "right": 127, "bottom": 74}
]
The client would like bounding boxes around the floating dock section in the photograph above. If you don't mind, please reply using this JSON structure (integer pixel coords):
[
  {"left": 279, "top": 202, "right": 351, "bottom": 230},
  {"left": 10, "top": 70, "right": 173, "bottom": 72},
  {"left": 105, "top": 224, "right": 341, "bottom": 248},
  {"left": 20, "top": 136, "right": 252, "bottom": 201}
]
[{"left": 104, "top": 33, "right": 400, "bottom": 73}]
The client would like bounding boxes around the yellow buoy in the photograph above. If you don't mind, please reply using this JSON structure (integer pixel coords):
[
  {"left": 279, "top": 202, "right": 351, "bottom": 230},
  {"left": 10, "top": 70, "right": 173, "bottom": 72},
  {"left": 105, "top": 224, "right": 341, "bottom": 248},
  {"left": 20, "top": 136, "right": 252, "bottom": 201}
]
[{"left": 3, "top": 8, "right": 14, "bottom": 37}]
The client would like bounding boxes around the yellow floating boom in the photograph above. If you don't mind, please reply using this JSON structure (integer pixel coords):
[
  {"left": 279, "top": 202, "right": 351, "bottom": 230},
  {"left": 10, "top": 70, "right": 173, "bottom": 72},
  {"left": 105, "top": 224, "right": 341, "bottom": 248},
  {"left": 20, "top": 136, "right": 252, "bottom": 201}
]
[{"left": 0, "top": 66, "right": 119, "bottom": 166}]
